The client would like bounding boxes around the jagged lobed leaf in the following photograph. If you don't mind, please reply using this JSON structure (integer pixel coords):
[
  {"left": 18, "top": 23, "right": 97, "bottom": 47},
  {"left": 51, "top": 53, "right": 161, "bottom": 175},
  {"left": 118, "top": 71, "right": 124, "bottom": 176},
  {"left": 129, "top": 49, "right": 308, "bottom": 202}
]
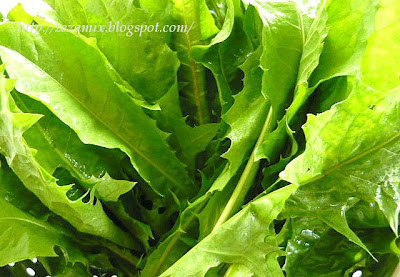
[
  {"left": 13, "top": 93, "right": 135, "bottom": 202},
  {"left": 0, "top": 23, "right": 193, "bottom": 199},
  {"left": 13, "top": 92, "right": 152, "bottom": 248},
  {"left": 0, "top": 68, "right": 138, "bottom": 249},
  {"left": 41, "top": 0, "right": 221, "bottom": 177}
]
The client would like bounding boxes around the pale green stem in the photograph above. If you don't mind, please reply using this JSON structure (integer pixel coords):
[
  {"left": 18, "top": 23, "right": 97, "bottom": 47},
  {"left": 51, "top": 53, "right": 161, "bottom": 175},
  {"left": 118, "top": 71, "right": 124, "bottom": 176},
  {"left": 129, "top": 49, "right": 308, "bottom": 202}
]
[{"left": 213, "top": 107, "right": 274, "bottom": 231}]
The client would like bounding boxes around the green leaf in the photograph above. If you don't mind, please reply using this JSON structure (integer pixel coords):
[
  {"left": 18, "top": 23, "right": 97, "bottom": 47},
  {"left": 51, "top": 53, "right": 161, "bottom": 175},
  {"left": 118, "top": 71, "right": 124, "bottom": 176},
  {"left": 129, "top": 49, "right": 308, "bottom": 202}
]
[
  {"left": 171, "top": 0, "right": 219, "bottom": 124},
  {"left": 361, "top": 0, "right": 400, "bottom": 91},
  {"left": 253, "top": 0, "right": 323, "bottom": 124},
  {"left": 139, "top": 0, "right": 172, "bottom": 12},
  {"left": 153, "top": 4, "right": 327, "bottom": 263},
  {"left": 209, "top": 0, "right": 328, "bottom": 232},
  {"left": 7, "top": 3, "right": 34, "bottom": 24},
  {"left": 0, "top": 163, "right": 87, "bottom": 269},
  {"left": 309, "top": 76, "right": 351, "bottom": 114},
  {"left": 281, "top": 78, "right": 400, "bottom": 249},
  {"left": 255, "top": 0, "right": 328, "bottom": 162},
  {"left": 281, "top": 0, "right": 400, "bottom": 241},
  {"left": 284, "top": 217, "right": 399, "bottom": 277},
  {"left": 161, "top": 185, "right": 297, "bottom": 277},
  {"left": 0, "top": 0, "right": 397, "bottom": 275},
  {"left": 151, "top": 82, "right": 219, "bottom": 175},
  {"left": 13, "top": 93, "right": 135, "bottom": 202},
  {"left": 0, "top": 154, "right": 49, "bottom": 218},
  {"left": 201, "top": 48, "right": 274, "bottom": 233},
  {"left": 142, "top": 41, "right": 268, "bottom": 276},
  {"left": 216, "top": 47, "right": 266, "bottom": 194},
  {"left": 0, "top": 197, "right": 84, "bottom": 267},
  {"left": 44, "top": 0, "right": 219, "bottom": 175},
  {"left": 255, "top": 0, "right": 380, "bottom": 191},
  {"left": 0, "top": 22, "right": 193, "bottom": 199},
  {"left": 191, "top": 0, "right": 253, "bottom": 112},
  {"left": 142, "top": 44, "right": 273, "bottom": 276},
  {"left": 0, "top": 68, "right": 138, "bottom": 249},
  {"left": 45, "top": 0, "right": 179, "bottom": 103},
  {"left": 310, "top": 0, "right": 379, "bottom": 85},
  {"left": 14, "top": 83, "right": 152, "bottom": 250},
  {"left": 52, "top": 263, "right": 91, "bottom": 277},
  {"left": 3, "top": 0, "right": 60, "bottom": 25},
  {"left": 256, "top": 0, "right": 379, "bottom": 166},
  {"left": 285, "top": 217, "right": 361, "bottom": 277},
  {"left": 224, "top": 264, "right": 253, "bottom": 277},
  {"left": 140, "top": 181, "right": 211, "bottom": 276},
  {"left": 9, "top": 93, "right": 152, "bottom": 245}
]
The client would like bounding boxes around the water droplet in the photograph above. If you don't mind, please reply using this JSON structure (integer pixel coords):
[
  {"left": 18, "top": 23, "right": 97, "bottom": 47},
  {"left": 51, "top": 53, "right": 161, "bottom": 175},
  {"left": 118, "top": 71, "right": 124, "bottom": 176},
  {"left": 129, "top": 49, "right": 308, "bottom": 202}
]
[
  {"left": 26, "top": 268, "right": 35, "bottom": 276},
  {"left": 300, "top": 229, "right": 320, "bottom": 241}
]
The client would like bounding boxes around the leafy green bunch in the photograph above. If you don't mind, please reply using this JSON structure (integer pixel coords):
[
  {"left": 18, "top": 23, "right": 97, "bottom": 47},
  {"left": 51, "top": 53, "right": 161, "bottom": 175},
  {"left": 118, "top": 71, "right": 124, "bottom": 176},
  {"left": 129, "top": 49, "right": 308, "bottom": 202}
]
[{"left": 0, "top": 0, "right": 398, "bottom": 276}]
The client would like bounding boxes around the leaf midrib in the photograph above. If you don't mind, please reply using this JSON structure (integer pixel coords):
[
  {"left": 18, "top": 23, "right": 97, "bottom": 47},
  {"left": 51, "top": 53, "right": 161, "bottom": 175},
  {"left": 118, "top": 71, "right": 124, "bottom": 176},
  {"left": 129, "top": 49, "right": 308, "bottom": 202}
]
[
  {"left": 0, "top": 217, "right": 55, "bottom": 233},
  {"left": 179, "top": 0, "right": 208, "bottom": 125},
  {"left": 300, "top": 133, "right": 400, "bottom": 186}
]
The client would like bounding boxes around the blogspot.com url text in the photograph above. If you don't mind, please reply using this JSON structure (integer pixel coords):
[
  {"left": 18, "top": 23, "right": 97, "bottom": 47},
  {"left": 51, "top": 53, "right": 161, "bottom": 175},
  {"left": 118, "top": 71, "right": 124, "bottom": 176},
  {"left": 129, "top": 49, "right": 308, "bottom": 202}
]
[{"left": 18, "top": 21, "right": 195, "bottom": 37}]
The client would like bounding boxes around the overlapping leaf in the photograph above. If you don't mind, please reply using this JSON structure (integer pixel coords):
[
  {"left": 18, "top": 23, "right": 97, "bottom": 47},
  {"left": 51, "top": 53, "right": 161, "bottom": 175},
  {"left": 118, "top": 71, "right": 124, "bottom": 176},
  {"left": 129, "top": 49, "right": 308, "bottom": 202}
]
[
  {"left": 13, "top": 93, "right": 152, "bottom": 248},
  {"left": 0, "top": 69, "right": 137, "bottom": 249},
  {"left": 0, "top": 23, "right": 193, "bottom": 199}
]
